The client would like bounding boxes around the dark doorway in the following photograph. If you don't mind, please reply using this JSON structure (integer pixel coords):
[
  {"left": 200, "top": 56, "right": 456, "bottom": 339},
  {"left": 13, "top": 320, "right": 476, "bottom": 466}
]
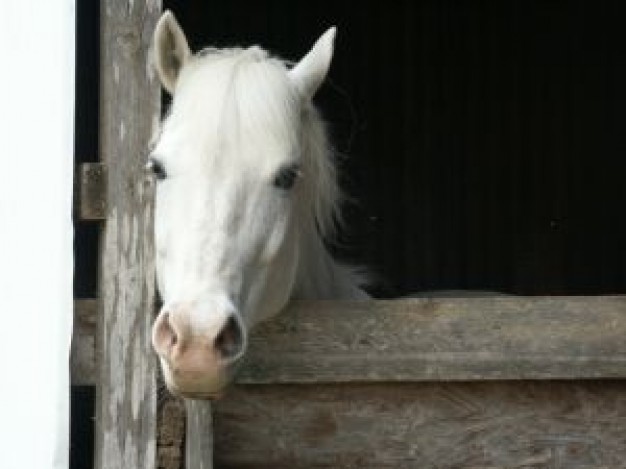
[
  {"left": 72, "top": 0, "right": 99, "bottom": 467},
  {"left": 165, "top": 0, "right": 626, "bottom": 297}
]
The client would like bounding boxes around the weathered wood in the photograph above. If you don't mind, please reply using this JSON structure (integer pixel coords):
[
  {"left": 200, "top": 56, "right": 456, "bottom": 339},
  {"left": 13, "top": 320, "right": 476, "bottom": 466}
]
[
  {"left": 71, "top": 299, "right": 97, "bottom": 385},
  {"left": 158, "top": 396, "right": 185, "bottom": 469},
  {"left": 77, "top": 162, "right": 107, "bottom": 220},
  {"left": 238, "top": 296, "right": 626, "bottom": 383},
  {"left": 214, "top": 381, "right": 626, "bottom": 468},
  {"left": 186, "top": 400, "right": 214, "bottom": 469},
  {"left": 72, "top": 296, "right": 626, "bottom": 385},
  {"left": 95, "top": 2, "right": 162, "bottom": 469}
]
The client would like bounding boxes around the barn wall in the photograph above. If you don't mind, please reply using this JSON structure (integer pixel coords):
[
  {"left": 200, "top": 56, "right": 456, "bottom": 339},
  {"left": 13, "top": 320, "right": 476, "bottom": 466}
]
[
  {"left": 0, "top": 1, "right": 75, "bottom": 468},
  {"left": 165, "top": 0, "right": 626, "bottom": 296}
]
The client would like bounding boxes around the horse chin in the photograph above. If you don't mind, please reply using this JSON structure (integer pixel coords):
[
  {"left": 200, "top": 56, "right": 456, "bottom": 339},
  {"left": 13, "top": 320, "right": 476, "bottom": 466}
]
[
  {"left": 161, "top": 361, "right": 233, "bottom": 401},
  {"left": 164, "top": 377, "right": 229, "bottom": 401}
]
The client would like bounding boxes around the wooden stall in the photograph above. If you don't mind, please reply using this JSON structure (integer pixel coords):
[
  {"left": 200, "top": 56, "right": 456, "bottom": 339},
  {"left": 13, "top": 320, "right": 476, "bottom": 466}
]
[
  {"left": 71, "top": 1, "right": 626, "bottom": 468},
  {"left": 73, "top": 1, "right": 161, "bottom": 468},
  {"left": 72, "top": 296, "right": 626, "bottom": 468}
]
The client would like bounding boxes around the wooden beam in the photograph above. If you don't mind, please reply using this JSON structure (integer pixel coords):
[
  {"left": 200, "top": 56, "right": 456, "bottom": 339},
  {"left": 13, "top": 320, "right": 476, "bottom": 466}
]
[
  {"left": 238, "top": 296, "right": 626, "bottom": 383},
  {"left": 73, "top": 296, "right": 626, "bottom": 386},
  {"left": 94, "top": 1, "right": 161, "bottom": 469}
]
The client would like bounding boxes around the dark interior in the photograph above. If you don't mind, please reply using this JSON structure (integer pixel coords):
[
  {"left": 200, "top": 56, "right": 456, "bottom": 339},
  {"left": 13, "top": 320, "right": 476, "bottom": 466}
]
[
  {"left": 72, "top": 0, "right": 98, "bottom": 467},
  {"left": 72, "top": 1, "right": 625, "bottom": 466},
  {"left": 164, "top": 0, "right": 626, "bottom": 297}
]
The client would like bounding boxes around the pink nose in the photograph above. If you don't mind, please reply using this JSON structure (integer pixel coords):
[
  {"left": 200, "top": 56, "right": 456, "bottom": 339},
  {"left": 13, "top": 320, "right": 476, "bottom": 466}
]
[{"left": 152, "top": 306, "right": 245, "bottom": 397}]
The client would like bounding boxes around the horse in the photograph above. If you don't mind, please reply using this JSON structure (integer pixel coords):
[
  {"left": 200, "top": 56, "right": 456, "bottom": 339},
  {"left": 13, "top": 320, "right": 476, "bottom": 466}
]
[{"left": 149, "top": 11, "right": 368, "bottom": 399}]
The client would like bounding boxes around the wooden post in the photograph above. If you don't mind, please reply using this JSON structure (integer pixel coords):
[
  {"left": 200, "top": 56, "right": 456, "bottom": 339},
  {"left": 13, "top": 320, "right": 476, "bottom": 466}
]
[
  {"left": 186, "top": 401, "right": 214, "bottom": 469},
  {"left": 95, "top": 2, "right": 162, "bottom": 469}
]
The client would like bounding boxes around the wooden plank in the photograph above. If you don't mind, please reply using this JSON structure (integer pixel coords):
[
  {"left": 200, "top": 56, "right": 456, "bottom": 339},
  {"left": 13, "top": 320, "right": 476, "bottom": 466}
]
[
  {"left": 213, "top": 381, "right": 626, "bottom": 468},
  {"left": 72, "top": 296, "right": 626, "bottom": 386},
  {"left": 238, "top": 296, "right": 626, "bottom": 383},
  {"left": 185, "top": 401, "right": 214, "bottom": 469},
  {"left": 77, "top": 162, "right": 107, "bottom": 220},
  {"left": 94, "top": 1, "right": 162, "bottom": 469},
  {"left": 71, "top": 299, "right": 97, "bottom": 385}
]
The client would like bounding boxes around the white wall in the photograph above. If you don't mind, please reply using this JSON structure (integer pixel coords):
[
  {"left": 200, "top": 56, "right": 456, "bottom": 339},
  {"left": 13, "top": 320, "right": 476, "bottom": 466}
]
[{"left": 0, "top": 1, "right": 75, "bottom": 469}]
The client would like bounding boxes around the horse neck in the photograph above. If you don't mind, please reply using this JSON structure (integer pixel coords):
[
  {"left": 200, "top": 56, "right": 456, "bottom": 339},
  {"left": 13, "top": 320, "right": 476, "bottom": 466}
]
[
  {"left": 293, "top": 219, "right": 369, "bottom": 301},
  {"left": 294, "top": 232, "right": 368, "bottom": 300},
  {"left": 291, "top": 106, "right": 368, "bottom": 301}
]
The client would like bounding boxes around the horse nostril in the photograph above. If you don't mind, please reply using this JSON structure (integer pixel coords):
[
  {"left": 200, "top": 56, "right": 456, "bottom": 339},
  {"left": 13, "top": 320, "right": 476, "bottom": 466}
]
[
  {"left": 214, "top": 315, "right": 244, "bottom": 360},
  {"left": 154, "top": 312, "right": 178, "bottom": 356}
]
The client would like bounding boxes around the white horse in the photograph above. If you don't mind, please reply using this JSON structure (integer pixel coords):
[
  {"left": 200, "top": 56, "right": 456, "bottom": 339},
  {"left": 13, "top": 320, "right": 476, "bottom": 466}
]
[{"left": 149, "top": 11, "right": 368, "bottom": 399}]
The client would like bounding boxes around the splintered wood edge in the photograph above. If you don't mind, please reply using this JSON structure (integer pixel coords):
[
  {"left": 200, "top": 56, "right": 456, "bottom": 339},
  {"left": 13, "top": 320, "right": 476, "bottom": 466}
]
[{"left": 71, "top": 296, "right": 626, "bottom": 386}]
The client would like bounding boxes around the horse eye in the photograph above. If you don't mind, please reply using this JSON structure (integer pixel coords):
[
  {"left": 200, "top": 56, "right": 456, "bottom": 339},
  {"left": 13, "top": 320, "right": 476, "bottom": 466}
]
[
  {"left": 147, "top": 158, "right": 167, "bottom": 180},
  {"left": 273, "top": 164, "right": 301, "bottom": 190}
]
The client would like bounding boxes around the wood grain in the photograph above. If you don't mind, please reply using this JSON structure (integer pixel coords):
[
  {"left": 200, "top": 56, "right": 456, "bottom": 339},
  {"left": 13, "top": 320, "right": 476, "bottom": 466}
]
[
  {"left": 213, "top": 381, "right": 626, "bottom": 468},
  {"left": 186, "top": 400, "right": 214, "bottom": 469},
  {"left": 158, "top": 397, "right": 185, "bottom": 469},
  {"left": 72, "top": 296, "right": 626, "bottom": 385},
  {"left": 94, "top": 1, "right": 162, "bottom": 469},
  {"left": 238, "top": 296, "right": 626, "bottom": 383}
]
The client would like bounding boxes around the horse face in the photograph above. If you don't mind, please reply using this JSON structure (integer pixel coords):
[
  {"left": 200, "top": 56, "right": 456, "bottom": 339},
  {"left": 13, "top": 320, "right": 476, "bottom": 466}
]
[
  {"left": 149, "top": 11, "right": 335, "bottom": 398},
  {"left": 150, "top": 114, "right": 302, "bottom": 398}
]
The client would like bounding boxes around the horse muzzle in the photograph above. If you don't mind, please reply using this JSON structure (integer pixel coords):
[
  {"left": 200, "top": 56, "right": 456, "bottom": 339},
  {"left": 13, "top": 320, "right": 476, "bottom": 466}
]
[{"left": 152, "top": 302, "right": 246, "bottom": 398}]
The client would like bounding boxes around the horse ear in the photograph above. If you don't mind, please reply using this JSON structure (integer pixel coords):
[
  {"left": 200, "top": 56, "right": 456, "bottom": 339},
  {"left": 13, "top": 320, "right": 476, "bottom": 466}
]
[
  {"left": 153, "top": 10, "right": 191, "bottom": 95},
  {"left": 289, "top": 27, "right": 336, "bottom": 99}
]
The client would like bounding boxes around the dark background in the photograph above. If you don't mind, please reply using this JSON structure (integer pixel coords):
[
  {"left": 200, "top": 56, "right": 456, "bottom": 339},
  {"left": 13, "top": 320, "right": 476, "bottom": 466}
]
[
  {"left": 163, "top": 0, "right": 626, "bottom": 297},
  {"left": 72, "top": 2, "right": 625, "bottom": 466}
]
